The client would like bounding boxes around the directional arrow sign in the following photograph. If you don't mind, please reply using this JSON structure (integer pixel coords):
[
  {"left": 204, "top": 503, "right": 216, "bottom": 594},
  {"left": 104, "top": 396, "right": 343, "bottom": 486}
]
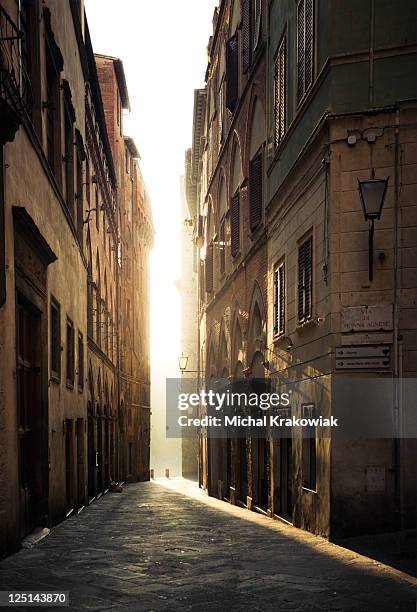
[
  {"left": 336, "top": 357, "right": 391, "bottom": 370},
  {"left": 336, "top": 346, "right": 391, "bottom": 359}
]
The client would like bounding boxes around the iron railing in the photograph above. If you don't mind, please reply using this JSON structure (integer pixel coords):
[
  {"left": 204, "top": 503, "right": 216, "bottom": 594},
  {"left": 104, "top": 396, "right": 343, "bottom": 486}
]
[{"left": 0, "top": 4, "right": 31, "bottom": 116}]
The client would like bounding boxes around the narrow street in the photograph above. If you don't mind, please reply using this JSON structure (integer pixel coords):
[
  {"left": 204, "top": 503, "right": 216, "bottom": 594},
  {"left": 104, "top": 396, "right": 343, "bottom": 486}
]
[{"left": 0, "top": 480, "right": 415, "bottom": 611}]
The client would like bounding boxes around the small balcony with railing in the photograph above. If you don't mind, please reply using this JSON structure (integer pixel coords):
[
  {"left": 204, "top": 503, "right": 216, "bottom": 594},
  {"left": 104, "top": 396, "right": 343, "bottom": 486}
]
[{"left": 0, "top": 4, "right": 31, "bottom": 142}]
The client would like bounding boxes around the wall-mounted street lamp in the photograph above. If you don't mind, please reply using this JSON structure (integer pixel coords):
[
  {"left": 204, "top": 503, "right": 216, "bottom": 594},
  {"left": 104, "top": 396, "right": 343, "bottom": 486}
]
[
  {"left": 178, "top": 353, "right": 203, "bottom": 375},
  {"left": 358, "top": 170, "right": 388, "bottom": 282},
  {"left": 178, "top": 354, "right": 189, "bottom": 373}
]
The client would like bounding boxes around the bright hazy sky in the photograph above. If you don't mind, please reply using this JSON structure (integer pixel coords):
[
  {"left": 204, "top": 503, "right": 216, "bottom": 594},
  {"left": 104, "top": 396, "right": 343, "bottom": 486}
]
[{"left": 85, "top": 1, "right": 217, "bottom": 379}]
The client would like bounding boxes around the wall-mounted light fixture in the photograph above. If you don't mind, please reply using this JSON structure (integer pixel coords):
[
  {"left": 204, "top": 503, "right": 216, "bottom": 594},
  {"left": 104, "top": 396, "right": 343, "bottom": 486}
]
[{"left": 357, "top": 169, "right": 388, "bottom": 282}]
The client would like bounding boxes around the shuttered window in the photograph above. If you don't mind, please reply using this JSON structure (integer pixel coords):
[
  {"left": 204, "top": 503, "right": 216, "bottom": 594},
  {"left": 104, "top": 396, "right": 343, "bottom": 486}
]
[
  {"left": 231, "top": 192, "right": 240, "bottom": 257},
  {"left": 242, "top": 0, "right": 251, "bottom": 73},
  {"left": 219, "top": 220, "right": 226, "bottom": 275},
  {"left": 249, "top": 152, "right": 263, "bottom": 230},
  {"left": 296, "top": 0, "right": 314, "bottom": 106},
  {"left": 274, "top": 36, "right": 286, "bottom": 147},
  {"left": 274, "top": 263, "right": 285, "bottom": 336},
  {"left": 205, "top": 243, "right": 214, "bottom": 293},
  {"left": 226, "top": 35, "right": 239, "bottom": 112},
  {"left": 298, "top": 237, "right": 313, "bottom": 323},
  {"left": 253, "top": 0, "right": 262, "bottom": 51}
]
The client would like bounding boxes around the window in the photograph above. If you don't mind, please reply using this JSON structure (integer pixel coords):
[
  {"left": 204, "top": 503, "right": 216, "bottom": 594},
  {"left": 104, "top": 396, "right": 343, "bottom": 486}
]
[
  {"left": 125, "top": 149, "right": 130, "bottom": 174},
  {"left": 20, "top": 0, "right": 38, "bottom": 118},
  {"left": 218, "top": 78, "right": 225, "bottom": 149},
  {"left": 95, "top": 184, "right": 99, "bottom": 231},
  {"left": 78, "top": 332, "right": 84, "bottom": 391},
  {"left": 274, "top": 36, "right": 287, "bottom": 146},
  {"left": 243, "top": 0, "right": 262, "bottom": 73},
  {"left": 205, "top": 243, "right": 214, "bottom": 293},
  {"left": 75, "top": 133, "right": 84, "bottom": 245},
  {"left": 86, "top": 156, "right": 91, "bottom": 206},
  {"left": 252, "top": 0, "right": 262, "bottom": 51},
  {"left": 50, "top": 298, "right": 61, "bottom": 379},
  {"left": 231, "top": 192, "right": 240, "bottom": 257},
  {"left": 296, "top": 0, "right": 314, "bottom": 106},
  {"left": 302, "top": 403, "right": 316, "bottom": 490},
  {"left": 45, "top": 48, "right": 60, "bottom": 174},
  {"left": 298, "top": 236, "right": 313, "bottom": 323},
  {"left": 226, "top": 35, "right": 238, "bottom": 112},
  {"left": 219, "top": 220, "right": 226, "bottom": 275},
  {"left": 66, "top": 318, "right": 75, "bottom": 387},
  {"left": 274, "top": 262, "right": 285, "bottom": 336},
  {"left": 63, "top": 83, "right": 75, "bottom": 217},
  {"left": 249, "top": 152, "right": 263, "bottom": 230}
]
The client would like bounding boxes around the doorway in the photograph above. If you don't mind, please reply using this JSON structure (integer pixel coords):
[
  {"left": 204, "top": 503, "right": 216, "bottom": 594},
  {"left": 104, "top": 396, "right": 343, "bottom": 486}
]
[
  {"left": 16, "top": 296, "right": 47, "bottom": 537},
  {"left": 278, "top": 437, "right": 293, "bottom": 520},
  {"left": 65, "top": 419, "right": 75, "bottom": 515},
  {"left": 76, "top": 418, "right": 85, "bottom": 509}
]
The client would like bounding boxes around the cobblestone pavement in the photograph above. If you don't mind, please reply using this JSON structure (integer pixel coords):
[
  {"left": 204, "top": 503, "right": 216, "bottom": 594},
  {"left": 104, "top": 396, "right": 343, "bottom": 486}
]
[{"left": 0, "top": 479, "right": 416, "bottom": 611}]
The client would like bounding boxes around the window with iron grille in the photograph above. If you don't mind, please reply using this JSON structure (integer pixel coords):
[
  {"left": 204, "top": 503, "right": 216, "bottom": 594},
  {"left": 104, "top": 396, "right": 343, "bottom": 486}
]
[
  {"left": 50, "top": 297, "right": 61, "bottom": 379},
  {"left": 249, "top": 152, "right": 263, "bottom": 230},
  {"left": 226, "top": 35, "right": 238, "bottom": 112},
  {"left": 302, "top": 403, "right": 316, "bottom": 490},
  {"left": 274, "top": 36, "right": 287, "bottom": 147},
  {"left": 231, "top": 192, "right": 240, "bottom": 257},
  {"left": 274, "top": 262, "right": 285, "bottom": 336},
  {"left": 66, "top": 318, "right": 75, "bottom": 387},
  {"left": 298, "top": 236, "right": 313, "bottom": 323},
  {"left": 296, "top": 0, "right": 314, "bottom": 106},
  {"left": 205, "top": 243, "right": 214, "bottom": 293},
  {"left": 78, "top": 332, "right": 84, "bottom": 391},
  {"left": 219, "top": 219, "right": 226, "bottom": 275}
]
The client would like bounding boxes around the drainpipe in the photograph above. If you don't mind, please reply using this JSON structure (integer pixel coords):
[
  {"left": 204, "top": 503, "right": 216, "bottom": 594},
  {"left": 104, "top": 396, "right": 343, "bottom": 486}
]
[
  {"left": 393, "top": 107, "right": 404, "bottom": 530},
  {"left": 0, "top": 144, "right": 5, "bottom": 308},
  {"left": 368, "top": 0, "right": 375, "bottom": 108}
]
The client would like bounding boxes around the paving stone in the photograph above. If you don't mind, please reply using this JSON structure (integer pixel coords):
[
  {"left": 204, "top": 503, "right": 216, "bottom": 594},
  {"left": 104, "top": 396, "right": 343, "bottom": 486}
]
[{"left": 0, "top": 480, "right": 416, "bottom": 611}]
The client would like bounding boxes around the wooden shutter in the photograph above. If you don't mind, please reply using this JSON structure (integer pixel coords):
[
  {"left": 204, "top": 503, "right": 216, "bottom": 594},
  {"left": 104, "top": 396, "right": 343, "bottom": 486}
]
[
  {"left": 249, "top": 152, "right": 263, "bottom": 230},
  {"left": 297, "top": 0, "right": 314, "bottom": 105},
  {"left": 297, "top": 0, "right": 306, "bottom": 105},
  {"left": 231, "top": 192, "right": 240, "bottom": 257},
  {"left": 274, "top": 37, "right": 286, "bottom": 146},
  {"left": 205, "top": 243, "right": 214, "bottom": 293},
  {"left": 304, "top": 237, "right": 312, "bottom": 319},
  {"left": 253, "top": 0, "right": 262, "bottom": 51},
  {"left": 298, "top": 237, "right": 312, "bottom": 322},
  {"left": 220, "top": 220, "right": 226, "bottom": 275},
  {"left": 226, "top": 35, "right": 238, "bottom": 112},
  {"left": 273, "top": 269, "right": 279, "bottom": 336},
  {"left": 242, "top": 0, "right": 251, "bottom": 73},
  {"left": 305, "top": 0, "right": 314, "bottom": 92},
  {"left": 274, "top": 264, "right": 285, "bottom": 335}
]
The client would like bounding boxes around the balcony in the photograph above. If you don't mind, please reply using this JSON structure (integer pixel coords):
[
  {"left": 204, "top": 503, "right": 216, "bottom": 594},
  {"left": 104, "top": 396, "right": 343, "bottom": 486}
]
[{"left": 0, "top": 5, "right": 30, "bottom": 142}]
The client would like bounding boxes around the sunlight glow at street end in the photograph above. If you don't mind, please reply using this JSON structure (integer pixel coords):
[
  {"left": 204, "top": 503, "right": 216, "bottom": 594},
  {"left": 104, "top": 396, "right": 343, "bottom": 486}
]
[{"left": 85, "top": 0, "right": 218, "bottom": 474}]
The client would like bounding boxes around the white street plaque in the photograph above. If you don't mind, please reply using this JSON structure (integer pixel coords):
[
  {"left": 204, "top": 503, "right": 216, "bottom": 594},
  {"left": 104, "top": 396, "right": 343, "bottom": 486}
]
[{"left": 341, "top": 304, "right": 393, "bottom": 333}]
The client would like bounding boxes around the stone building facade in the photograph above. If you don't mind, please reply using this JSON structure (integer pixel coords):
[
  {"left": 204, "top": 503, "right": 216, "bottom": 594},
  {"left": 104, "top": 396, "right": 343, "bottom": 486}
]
[
  {"left": 0, "top": 0, "right": 152, "bottom": 558},
  {"left": 189, "top": 0, "right": 417, "bottom": 538}
]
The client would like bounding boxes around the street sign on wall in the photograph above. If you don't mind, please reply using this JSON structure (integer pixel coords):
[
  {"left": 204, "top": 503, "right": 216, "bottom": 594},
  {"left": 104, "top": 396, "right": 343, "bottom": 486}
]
[
  {"left": 341, "top": 304, "right": 393, "bottom": 333},
  {"left": 336, "top": 345, "right": 391, "bottom": 370}
]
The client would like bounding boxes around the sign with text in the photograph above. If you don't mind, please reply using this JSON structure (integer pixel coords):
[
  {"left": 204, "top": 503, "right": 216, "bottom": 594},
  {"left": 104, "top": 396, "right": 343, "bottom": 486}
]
[{"left": 341, "top": 304, "right": 393, "bottom": 333}]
